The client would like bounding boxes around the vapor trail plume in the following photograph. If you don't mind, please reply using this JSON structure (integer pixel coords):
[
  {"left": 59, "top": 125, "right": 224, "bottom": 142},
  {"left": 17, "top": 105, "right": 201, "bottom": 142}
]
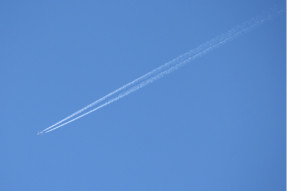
[
  {"left": 38, "top": 7, "right": 282, "bottom": 135},
  {"left": 39, "top": 35, "right": 213, "bottom": 134}
]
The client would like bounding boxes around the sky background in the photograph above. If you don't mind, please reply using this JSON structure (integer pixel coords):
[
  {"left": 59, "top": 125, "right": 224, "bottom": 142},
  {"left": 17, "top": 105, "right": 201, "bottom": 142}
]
[{"left": 0, "top": 0, "right": 286, "bottom": 190}]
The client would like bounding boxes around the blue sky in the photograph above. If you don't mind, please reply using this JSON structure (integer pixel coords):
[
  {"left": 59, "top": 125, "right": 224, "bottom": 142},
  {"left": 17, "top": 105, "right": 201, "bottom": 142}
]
[{"left": 1, "top": 1, "right": 285, "bottom": 190}]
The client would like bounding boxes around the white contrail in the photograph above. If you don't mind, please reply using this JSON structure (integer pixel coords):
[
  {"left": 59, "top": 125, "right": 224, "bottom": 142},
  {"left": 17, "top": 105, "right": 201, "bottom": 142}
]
[
  {"left": 38, "top": 7, "right": 282, "bottom": 134},
  {"left": 39, "top": 36, "right": 213, "bottom": 134}
]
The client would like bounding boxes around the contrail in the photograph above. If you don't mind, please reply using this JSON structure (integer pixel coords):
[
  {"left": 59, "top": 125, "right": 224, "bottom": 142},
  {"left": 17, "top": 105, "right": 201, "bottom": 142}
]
[
  {"left": 38, "top": 7, "right": 282, "bottom": 135},
  {"left": 39, "top": 33, "right": 215, "bottom": 134}
]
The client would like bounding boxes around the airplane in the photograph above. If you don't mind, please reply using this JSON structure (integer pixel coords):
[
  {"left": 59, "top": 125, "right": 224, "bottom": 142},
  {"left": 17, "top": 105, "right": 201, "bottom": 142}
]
[{"left": 37, "top": 131, "right": 44, "bottom": 135}]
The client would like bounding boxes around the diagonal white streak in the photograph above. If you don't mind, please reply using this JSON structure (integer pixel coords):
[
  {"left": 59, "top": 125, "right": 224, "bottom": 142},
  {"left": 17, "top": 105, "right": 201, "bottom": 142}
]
[
  {"left": 39, "top": 36, "right": 215, "bottom": 133},
  {"left": 38, "top": 7, "right": 282, "bottom": 135}
]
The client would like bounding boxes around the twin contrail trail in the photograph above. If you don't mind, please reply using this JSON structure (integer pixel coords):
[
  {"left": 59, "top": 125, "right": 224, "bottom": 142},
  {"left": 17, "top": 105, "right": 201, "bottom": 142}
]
[{"left": 38, "top": 7, "right": 282, "bottom": 135}]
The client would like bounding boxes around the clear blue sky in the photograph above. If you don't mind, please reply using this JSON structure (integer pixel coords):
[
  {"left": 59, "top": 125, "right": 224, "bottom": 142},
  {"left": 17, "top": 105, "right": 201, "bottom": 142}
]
[{"left": 0, "top": 0, "right": 285, "bottom": 190}]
